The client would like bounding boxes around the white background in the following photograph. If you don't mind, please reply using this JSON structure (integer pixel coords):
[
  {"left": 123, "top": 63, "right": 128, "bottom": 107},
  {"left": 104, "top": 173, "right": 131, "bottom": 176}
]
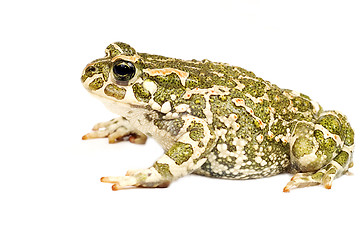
[{"left": 1, "top": 0, "right": 361, "bottom": 239}]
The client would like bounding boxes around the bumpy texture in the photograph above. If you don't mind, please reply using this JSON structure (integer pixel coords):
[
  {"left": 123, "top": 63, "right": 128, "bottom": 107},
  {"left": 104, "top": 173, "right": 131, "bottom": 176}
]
[{"left": 81, "top": 42, "right": 354, "bottom": 192}]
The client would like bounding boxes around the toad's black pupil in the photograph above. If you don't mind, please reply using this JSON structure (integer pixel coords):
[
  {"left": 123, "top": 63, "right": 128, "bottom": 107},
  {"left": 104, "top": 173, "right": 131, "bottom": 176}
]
[
  {"left": 113, "top": 61, "right": 135, "bottom": 82},
  {"left": 114, "top": 63, "right": 131, "bottom": 76}
]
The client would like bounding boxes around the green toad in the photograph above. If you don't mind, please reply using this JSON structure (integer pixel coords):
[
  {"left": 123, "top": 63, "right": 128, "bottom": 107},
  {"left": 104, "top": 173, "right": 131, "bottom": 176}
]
[{"left": 81, "top": 42, "right": 355, "bottom": 192}]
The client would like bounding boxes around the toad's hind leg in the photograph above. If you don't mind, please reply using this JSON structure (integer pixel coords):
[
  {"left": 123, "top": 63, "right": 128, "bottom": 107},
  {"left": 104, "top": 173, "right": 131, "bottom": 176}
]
[
  {"left": 284, "top": 111, "right": 354, "bottom": 192},
  {"left": 283, "top": 151, "right": 353, "bottom": 192}
]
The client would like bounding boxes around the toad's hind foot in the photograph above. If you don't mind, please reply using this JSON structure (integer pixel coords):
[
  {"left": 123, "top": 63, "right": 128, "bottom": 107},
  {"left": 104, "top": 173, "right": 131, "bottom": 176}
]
[
  {"left": 82, "top": 117, "right": 147, "bottom": 144},
  {"left": 283, "top": 172, "right": 324, "bottom": 192},
  {"left": 283, "top": 151, "right": 353, "bottom": 192}
]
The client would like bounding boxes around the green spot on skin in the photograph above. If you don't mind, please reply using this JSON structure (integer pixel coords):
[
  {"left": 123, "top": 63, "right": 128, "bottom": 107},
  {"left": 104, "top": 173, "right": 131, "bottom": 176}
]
[
  {"left": 132, "top": 83, "right": 151, "bottom": 102},
  {"left": 317, "top": 114, "right": 341, "bottom": 135},
  {"left": 185, "top": 76, "right": 200, "bottom": 89},
  {"left": 326, "top": 167, "right": 337, "bottom": 175},
  {"left": 314, "top": 129, "right": 337, "bottom": 160},
  {"left": 334, "top": 151, "right": 349, "bottom": 167},
  {"left": 187, "top": 94, "right": 206, "bottom": 118},
  {"left": 112, "top": 42, "right": 136, "bottom": 56},
  {"left": 293, "top": 96, "right": 312, "bottom": 112},
  {"left": 344, "top": 123, "right": 354, "bottom": 146},
  {"left": 153, "top": 162, "right": 173, "bottom": 178},
  {"left": 151, "top": 73, "right": 184, "bottom": 89},
  {"left": 106, "top": 44, "right": 120, "bottom": 57},
  {"left": 241, "top": 78, "right": 266, "bottom": 98},
  {"left": 312, "top": 172, "right": 324, "bottom": 181},
  {"left": 81, "top": 74, "right": 88, "bottom": 83},
  {"left": 314, "top": 130, "right": 324, "bottom": 144},
  {"left": 82, "top": 61, "right": 110, "bottom": 84},
  {"left": 323, "top": 138, "right": 337, "bottom": 155},
  {"left": 187, "top": 121, "right": 205, "bottom": 141},
  {"left": 292, "top": 136, "right": 314, "bottom": 158},
  {"left": 219, "top": 95, "right": 227, "bottom": 101},
  {"left": 166, "top": 142, "right": 194, "bottom": 165},
  {"left": 89, "top": 78, "right": 104, "bottom": 90},
  {"left": 106, "top": 42, "right": 136, "bottom": 57},
  {"left": 104, "top": 84, "right": 126, "bottom": 100}
]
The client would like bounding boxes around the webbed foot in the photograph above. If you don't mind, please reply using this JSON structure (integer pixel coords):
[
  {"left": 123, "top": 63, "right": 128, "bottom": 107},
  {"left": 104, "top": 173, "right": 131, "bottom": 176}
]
[
  {"left": 283, "top": 151, "right": 353, "bottom": 192},
  {"left": 100, "top": 169, "right": 170, "bottom": 190},
  {"left": 283, "top": 172, "right": 328, "bottom": 192},
  {"left": 82, "top": 117, "right": 147, "bottom": 144}
]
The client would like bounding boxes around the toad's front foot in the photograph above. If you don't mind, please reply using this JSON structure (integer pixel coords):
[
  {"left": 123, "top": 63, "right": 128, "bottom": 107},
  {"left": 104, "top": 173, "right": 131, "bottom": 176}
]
[
  {"left": 82, "top": 117, "right": 147, "bottom": 144},
  {"left": 101, "top": 168, "right": 171, "bottom": 190}
]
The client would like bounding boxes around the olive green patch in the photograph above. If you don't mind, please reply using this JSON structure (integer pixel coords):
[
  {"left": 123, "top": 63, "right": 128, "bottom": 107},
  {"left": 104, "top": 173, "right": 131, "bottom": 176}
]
[
  {"left": 106, "top": 42, "right": 136, "bottom": 57},
  {"left": 82, "top": 61, "right": 110, "bottom": 83},
  {"left": 185, "top": 75, "right": 201, "bottom": 89},
  {"left": 334, "top": 151, "right": 349, "bottom": 167},
  {"left": 268, "top": 89, "right": 292, "bottom": 117},
  {"left": 104, "top": 84, "right": 126, "bottom": 100},
  {"left": 311, "top": 172, "right": 324, "bottom": 181},
  {"left": 153, "top": 162, "right": 173, "bottom": 178},
  {"left": 148, "top": 73, "right": 186, "bottom": 106},
  {"left": 95, "top": 62, "right": 110, "bottom": 82},
  {"left": 153, "top": 87, "right": 185, "bottom": 106},
  {"left": 292, "top": 136, "right": 314, "bottom": 158},
  {"left": 326, "top": 167, "right": 337, "bottom": 175},
  {"left": 317, "top": 114, "right": 341, "bottom": 135},
  {"left": 132, "top": 83, "right": 151, "bottom": 102},
  {"left": 81, "top": 75, "right": 88, "bottom": 83},
  {"left": 113, "top": 42, "right": 136, "bottom": 56},
  {"left": 314, "top": 129, "right": 324, "bottom": 144},
  {"left": 187, "top": 94, "right": 206, "bottom": 118},
  {"left": 187, "top": 121, "right": 205, "bottom": 141},
  {"left": 323, "top": 138, "right": 337, "bottom": 155},
  {"left": 106, "top": 44, "right": 121, "bottom": 57},
  {"left": 166, "top": 142, "right": 194, "bottom": 165},
  {"left": 83, "top": 66, "right": 96, "bottom": 82},
  {"left": 344, "top": 123, "right": 354, "bottom": 146},
  {"left": 293, "top": 96, "right": 312, "bottom": 112},
  {"left": 150, "top": 73, "right": 184, "bottom": 89},
  {"left": 241, "top": 78, "right": 266, "bottom": 98},
  {"left": 89, "top": 78, "right": 104, "bottom": 90}
]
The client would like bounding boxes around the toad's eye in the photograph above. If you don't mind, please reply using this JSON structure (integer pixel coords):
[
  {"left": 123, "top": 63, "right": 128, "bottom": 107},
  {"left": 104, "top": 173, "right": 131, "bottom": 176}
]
[{"left": 113, "top": 60, "right": 135, "bottom": 83}]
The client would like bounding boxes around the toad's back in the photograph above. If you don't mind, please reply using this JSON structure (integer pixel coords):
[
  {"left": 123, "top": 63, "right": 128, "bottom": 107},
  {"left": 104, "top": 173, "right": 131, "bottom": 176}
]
[{"left": 140, "top": 52, "right": 323, "bottom": 179}]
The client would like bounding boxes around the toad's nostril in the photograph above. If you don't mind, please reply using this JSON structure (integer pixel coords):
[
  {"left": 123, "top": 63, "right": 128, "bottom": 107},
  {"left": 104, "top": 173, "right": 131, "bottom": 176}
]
[
  {"left": 82, "top": 65, "right": 97, "bottom": 83},
  {"left": 87, "top": 66, "right": 96, "bottom": 72}
]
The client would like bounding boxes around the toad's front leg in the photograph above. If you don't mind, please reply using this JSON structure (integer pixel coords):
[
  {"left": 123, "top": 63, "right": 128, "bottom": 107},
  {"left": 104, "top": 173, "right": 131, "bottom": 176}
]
[
  {"left": 101, "top": 118, "right": 214, "bottom": 190},
  {"left": 82, "top": 117, "right": 147, "bottom": 144}
]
